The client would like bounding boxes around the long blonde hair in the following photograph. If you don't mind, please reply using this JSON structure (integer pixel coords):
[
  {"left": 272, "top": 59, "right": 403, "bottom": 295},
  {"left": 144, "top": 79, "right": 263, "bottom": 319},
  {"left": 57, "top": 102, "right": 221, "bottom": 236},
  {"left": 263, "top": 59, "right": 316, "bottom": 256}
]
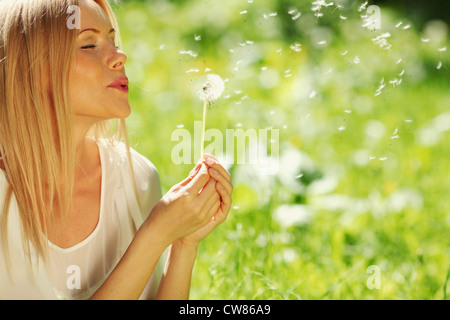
[{"left": 0, "top": 0, "right": 136, "bottom": 270}]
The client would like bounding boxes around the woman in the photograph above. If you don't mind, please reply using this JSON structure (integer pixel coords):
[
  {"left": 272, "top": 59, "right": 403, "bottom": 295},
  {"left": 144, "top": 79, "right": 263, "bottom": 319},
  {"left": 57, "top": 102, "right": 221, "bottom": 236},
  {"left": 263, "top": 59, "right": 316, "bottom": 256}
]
[{"left": 0, "top": 0, "right": 232, "bottom": 299}]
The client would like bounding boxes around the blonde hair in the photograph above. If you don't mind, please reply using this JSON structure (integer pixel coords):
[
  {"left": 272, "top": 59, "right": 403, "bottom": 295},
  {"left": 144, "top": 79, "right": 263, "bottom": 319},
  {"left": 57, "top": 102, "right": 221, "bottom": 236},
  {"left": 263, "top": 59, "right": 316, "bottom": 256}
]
[{"left": 0, "top": 0, "right": 137, "bottom": 271}]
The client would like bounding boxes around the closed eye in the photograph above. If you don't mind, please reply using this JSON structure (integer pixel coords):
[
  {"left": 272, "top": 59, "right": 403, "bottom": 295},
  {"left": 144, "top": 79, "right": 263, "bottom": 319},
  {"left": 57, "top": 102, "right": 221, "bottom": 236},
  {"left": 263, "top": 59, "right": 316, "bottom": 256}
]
[{"left": 81, "top": 45, "right": 96, "bottom": 49}]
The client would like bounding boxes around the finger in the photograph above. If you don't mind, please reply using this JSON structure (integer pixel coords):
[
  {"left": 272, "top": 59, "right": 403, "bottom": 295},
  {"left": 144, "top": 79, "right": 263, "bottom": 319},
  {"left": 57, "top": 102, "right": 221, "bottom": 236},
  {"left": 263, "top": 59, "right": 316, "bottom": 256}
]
[
  {"left": 203, "top": 153, "right": 218, "bottom": 162},
  {"left": 205, "top": 158, "right": 231, "bottom": 181},
  {"left": 184, "top": 163, "right": 210, "bottom": 195},
  {"left": 178, "top": 162, "right": 202, "bottom": 188},
  {"left": 215, "top": 181, "right": 232, "bottom": 218},
  {"left": 204, "top": 187, "right": 220, "bottom": 211},
  {"left": 196, "top": 177, "right": 219, "bottom": 206},
  {"left": 209, "top": 167, "right": 233, "bottom": 195}
]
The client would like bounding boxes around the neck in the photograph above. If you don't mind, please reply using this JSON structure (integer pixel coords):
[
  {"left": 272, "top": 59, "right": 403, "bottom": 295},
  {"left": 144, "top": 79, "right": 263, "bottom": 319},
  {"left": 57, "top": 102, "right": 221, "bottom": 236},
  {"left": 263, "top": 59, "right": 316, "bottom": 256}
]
[{"left": 73, "top": 118, "right": 99, "bottom": 179}]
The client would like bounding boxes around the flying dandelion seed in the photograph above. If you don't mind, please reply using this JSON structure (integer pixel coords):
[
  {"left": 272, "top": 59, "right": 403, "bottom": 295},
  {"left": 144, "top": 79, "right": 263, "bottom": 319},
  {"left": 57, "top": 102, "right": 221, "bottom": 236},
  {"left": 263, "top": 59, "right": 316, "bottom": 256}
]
[
  {"left": 194, "top": 35, "right": 201, "bottom": 41},
  {"left": 389, "top": 78, "right": 402, "bottom": 87},
  {"left": 292, "top": 12, "right": 301, "bottom": 20},
  {"left": 179, "top": 49, "right": 198, "bottom": 58},
  {"left": 240, "top": 10, "right": 247, "bottom": 15},
  {"left": 438, "top": 47, "right": 447, "bottom": 52},
  {"left": 341, "top": 50, "right": 348, "bottom": 55},
  {"left": 290, "top": 43, "right": 302, "bottom": 52},
  {"left": 421, "top": 38, "right": 430, "bottom": 43},
  {"left": 375, "top": 78, "right": 386, "bottom": 96},
  {"left": 186, "top": 68, "right": 199, "bottom": 73},
  {"left": 309, "top": 90, "right": 318, "bottom": 99},
  {"left": 353, "top": 56, "right": 360, "bottom": 64},
  {"left": 437, "top": 61, "right": 442, "bottom": 70},
  {"left": 197, "top": 74, "right": 225, "bottom": 161},
  {"left": 288, "top": 8, "right": 301, "bottom": 20},
  {"left": 402, "top": 24, "right": 411, "bottom": 30},
  {"left": 358, "top": 1, "right": 368, "bottom": 12},
  {"left": 395, "top": 21, "right": 403, "bottom": 28},
  {"left": 263, "top": 12, "right": 277, "bottom": 19},
  {"left": 372, "top": 33, "right": 392, "bottom": 51}
]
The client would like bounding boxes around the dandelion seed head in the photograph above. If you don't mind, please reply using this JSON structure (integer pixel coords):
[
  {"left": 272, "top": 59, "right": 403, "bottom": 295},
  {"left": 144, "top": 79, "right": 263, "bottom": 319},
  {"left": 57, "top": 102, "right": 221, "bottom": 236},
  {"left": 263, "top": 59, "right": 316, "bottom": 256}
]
[{"left": 198, "top": 74, "right": 225, "bottom": 103}]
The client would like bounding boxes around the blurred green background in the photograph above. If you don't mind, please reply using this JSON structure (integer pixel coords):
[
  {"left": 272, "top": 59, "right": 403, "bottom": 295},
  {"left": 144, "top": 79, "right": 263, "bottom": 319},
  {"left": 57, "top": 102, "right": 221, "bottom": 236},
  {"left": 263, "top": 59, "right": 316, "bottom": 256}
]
[{"left": 111, "top": 0, "right": 449, "bottom": 299}]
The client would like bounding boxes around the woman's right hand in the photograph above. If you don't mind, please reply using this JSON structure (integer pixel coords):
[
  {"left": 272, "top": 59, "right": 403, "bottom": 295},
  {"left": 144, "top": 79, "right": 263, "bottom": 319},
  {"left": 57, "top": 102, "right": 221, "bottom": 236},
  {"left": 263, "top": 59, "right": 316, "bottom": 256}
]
[{"left": 142, "top": 161, "right": 220, "bottom": 248}]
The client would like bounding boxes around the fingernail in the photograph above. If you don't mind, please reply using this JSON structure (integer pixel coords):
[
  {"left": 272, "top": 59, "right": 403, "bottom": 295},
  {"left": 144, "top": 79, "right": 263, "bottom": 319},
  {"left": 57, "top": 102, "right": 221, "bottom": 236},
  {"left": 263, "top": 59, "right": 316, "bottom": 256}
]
[{"left": 205, "top": 157, "right": 215, "bottom": 165}]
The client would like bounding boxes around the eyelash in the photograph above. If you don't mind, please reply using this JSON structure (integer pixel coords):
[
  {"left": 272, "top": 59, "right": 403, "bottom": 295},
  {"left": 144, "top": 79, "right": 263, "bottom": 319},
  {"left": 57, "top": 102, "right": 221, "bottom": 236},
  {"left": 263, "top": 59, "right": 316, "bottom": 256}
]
[
  {"left": 81, "top": 45, "right": 96, "bottom": 49},
  {"left": 81, "top": 43, "right": 119, "bottom": 50}
]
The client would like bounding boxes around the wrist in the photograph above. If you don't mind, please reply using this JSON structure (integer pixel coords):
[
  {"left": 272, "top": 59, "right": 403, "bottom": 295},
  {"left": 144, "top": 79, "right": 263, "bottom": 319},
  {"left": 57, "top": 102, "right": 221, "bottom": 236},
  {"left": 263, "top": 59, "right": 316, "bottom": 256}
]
[{"left": 173, "top": 238, "right": 199, "bottom": 253}]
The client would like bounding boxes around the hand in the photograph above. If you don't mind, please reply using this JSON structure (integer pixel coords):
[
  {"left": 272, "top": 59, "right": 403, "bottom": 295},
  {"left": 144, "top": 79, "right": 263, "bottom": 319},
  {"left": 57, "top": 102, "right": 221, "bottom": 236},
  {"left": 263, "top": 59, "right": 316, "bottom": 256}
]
[
  {"left": 143, "top": 160, "right": 220, "bottom": 248},
  {"left": 177, "top": 154, "right": 233, "bottom": 248}
]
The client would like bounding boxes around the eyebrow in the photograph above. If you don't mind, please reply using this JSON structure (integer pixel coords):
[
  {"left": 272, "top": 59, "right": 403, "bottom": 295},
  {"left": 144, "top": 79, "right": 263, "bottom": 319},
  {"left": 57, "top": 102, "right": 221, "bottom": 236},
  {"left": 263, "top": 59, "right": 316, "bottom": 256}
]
[{"left": 78, "top": 28, "right": 115, "bottom": 36}]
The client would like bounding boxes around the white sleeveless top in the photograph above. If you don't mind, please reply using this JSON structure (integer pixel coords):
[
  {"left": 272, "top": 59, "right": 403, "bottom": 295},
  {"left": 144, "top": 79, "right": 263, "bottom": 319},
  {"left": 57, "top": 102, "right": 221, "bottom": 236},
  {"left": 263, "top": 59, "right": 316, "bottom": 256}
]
[{"left": 0, "top": 138, "right": 170, "bottom": 300}]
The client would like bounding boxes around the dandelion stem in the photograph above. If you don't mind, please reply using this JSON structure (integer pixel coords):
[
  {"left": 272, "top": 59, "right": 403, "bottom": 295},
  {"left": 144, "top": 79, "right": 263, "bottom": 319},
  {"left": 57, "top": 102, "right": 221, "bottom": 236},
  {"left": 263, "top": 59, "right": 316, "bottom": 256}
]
[{"left": 200, "top": 99, "right": 207, "bottom": 162}]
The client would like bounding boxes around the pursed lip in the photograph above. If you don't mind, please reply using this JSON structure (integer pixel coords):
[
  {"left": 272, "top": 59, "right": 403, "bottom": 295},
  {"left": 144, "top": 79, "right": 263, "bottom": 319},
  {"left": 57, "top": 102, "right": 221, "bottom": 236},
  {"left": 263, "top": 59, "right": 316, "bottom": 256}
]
[{"left": 108, "top": 76, "right": 129, "bottom": 88}]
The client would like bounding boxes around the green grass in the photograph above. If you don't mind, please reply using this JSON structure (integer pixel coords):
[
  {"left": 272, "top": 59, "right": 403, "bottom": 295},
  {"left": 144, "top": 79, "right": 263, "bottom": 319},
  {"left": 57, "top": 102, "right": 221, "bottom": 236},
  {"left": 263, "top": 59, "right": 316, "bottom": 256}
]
[{"left": 113, "top": 0, "right": 450, "bottom": 299}]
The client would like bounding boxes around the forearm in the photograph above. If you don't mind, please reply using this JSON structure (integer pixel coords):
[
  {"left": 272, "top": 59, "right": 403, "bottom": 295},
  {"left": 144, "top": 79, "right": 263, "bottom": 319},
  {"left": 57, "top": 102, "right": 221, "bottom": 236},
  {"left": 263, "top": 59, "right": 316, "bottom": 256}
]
[
  {"left": 90, "top": 222, "right": 168, "bottom": 300},
  {"left": 155, "top": 240, "right": 198, "bottom": 300}
]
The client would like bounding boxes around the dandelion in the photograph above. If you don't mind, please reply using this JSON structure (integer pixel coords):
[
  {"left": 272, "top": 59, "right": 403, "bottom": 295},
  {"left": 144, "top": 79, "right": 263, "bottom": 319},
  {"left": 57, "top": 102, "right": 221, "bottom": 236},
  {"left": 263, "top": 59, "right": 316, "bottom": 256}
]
[{"left": 197, "top": 74, "right": 225, "bottom": 161}]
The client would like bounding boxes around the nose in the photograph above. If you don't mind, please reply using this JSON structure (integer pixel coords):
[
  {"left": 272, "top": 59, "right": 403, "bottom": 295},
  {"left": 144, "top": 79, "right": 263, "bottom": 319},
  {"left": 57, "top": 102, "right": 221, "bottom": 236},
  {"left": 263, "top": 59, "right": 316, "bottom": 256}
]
[{"left": 109, "top": 47, "right": 127, "bottom": 70}]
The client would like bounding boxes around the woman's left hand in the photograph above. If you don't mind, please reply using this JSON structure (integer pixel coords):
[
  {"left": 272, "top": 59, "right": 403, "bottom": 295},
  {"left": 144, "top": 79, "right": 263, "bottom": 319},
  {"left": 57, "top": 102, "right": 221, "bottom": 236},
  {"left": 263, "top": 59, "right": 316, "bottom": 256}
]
[{"left": 177, "top": 154, "right": 233, "bottom": 248}]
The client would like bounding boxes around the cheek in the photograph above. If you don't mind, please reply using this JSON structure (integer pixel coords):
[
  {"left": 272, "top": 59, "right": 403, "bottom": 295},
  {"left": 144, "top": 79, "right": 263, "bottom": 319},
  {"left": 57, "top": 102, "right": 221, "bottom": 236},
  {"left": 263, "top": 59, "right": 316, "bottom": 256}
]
[{"left": 70, "top": 55, "right": 102, "bottom": 100}]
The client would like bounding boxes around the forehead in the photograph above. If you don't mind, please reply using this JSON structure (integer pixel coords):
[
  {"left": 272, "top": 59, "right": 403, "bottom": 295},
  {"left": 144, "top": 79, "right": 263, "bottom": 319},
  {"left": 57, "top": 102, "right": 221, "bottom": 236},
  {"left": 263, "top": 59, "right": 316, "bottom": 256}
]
[{"left": 79, "top": 0, "right": 111, "bottom": 29}]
